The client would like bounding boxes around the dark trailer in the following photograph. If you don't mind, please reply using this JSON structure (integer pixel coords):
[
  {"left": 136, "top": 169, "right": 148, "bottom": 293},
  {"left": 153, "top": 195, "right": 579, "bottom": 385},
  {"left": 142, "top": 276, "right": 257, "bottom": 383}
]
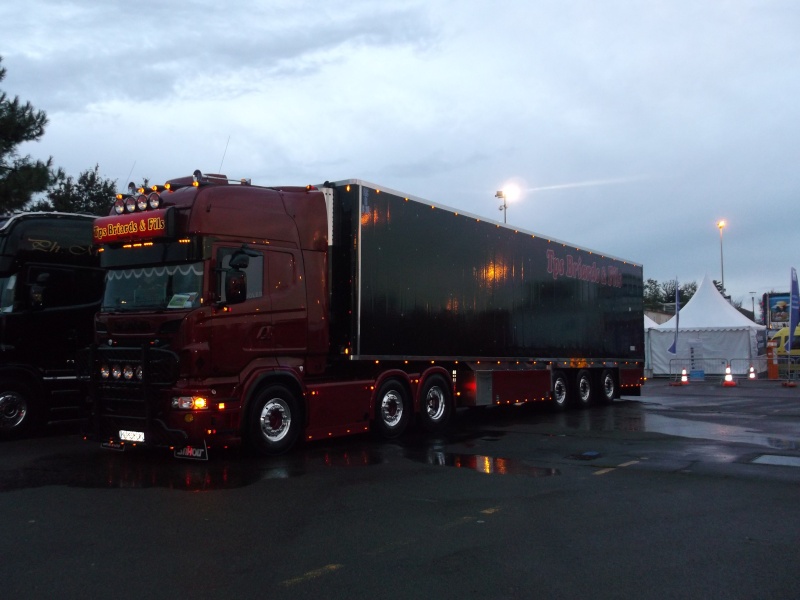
[
  {"left": 0, "top": 212, "right": 104, "bottom": 437},
  {"left": 328, "top": 180, "right": 644, "bottom": 405}
]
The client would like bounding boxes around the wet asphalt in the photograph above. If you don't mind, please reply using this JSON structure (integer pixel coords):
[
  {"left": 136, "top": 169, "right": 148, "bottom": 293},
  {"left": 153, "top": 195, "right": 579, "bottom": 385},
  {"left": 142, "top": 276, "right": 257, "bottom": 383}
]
[{"left": 1, "top": 378, "right": 799, "bottom": 599}]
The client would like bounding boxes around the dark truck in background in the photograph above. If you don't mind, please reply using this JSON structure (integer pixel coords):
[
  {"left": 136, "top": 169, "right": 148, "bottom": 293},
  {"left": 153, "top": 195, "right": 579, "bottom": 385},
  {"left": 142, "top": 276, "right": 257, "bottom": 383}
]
[
  {"left": 83, "top": 172, "right": 644, "bottom": 458},
  {"left": 0, "top": 212, "right": 104, "bottom": 437}
]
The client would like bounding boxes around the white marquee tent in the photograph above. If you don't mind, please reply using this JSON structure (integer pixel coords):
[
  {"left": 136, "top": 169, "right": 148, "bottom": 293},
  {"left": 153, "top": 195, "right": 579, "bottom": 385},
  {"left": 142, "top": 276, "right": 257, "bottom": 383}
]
[{"left": 646, "top": 276, "right": 766, "bottom": 377}]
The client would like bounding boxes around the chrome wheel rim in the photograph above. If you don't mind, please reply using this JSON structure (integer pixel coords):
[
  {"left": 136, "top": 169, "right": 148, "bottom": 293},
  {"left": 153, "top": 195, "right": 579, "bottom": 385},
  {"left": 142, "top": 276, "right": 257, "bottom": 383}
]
[
  {"left": 579, "top": 376, "right": 591, "bottom": 403},
  {"left": 425, "top": 386, "right": 446, "bottom": 422},
  {"left": 259, "top": 398, "right": 291, "bottom": 442},
  {"left": 603, "top": 374, "right": 615, "bottom": 400},
  {"left": 380, "top": 390, "right": 404, "bottom": 428},
  {"left": 553, "top": 379, "right": 567, "bottom": 405},
  {"left": 0, "top": 392, "right": 27, "bottom": 431}
]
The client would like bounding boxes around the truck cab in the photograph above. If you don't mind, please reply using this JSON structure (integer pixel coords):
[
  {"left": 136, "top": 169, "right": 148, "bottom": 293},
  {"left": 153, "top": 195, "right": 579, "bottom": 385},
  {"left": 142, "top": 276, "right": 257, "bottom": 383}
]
[{"left": 0, "top": 212, "right": 104, "bottom": 437}]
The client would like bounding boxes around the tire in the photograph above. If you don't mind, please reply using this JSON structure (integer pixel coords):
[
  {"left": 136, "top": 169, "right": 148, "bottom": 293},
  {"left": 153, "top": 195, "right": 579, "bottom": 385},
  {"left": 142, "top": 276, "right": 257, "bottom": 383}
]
[
  {"left": 0, "top": 379, "right": 37, "bottom": 439},
  {"left": 419, "top": 375, "right": 452, "bottom": 432},
  {"left": 551, "top": 371, "right": 570, "bottom": 410},
  {"left": 576, "top": 370, "right": 593, "bottom": 408},
  {"left": 246, "top": 384, "right": 301, "bottom": 455},
  {"left": 599, "top": 369, "right": 617, "bottom": 404},
  {"left": 374, "top": 379, "right": 411, "bottom": 439}
]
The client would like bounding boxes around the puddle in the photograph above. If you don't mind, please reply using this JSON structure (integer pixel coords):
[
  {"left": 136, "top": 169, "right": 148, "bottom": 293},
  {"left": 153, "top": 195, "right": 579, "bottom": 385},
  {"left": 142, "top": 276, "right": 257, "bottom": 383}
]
[
  {"left": 642, "top": 413, "right": 800, "bottom": 451},
  {"left": 408, "top": 450, "right": 560, "bottom": 477}
]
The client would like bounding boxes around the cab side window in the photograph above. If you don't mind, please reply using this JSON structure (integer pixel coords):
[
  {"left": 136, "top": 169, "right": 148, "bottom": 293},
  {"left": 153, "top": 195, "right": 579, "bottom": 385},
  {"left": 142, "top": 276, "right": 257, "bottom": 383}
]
[{"left": 217, "top": 248, "right": 264, "bottom": 302}]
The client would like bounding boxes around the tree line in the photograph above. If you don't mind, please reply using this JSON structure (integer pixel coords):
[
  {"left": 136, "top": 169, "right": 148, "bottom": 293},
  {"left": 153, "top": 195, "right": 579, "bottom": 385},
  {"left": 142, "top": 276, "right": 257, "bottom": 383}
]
[{"left": 0, "top": 56, "right": 116, "bottom": 216}]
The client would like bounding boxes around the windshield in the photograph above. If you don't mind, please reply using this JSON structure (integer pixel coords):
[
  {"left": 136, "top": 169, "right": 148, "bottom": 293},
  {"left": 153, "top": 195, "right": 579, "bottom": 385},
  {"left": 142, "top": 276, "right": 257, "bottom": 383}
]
[{"left": 102, "top": 263, "right": 203, "bottom": 311}]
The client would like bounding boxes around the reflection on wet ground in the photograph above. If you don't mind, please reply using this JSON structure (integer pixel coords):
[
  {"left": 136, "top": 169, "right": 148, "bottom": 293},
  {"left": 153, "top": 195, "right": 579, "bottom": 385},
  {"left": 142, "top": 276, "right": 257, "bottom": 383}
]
[
  {"left": 642, "top": 413, "right": 800, "bottom": 452},
  {"left": 0, "top": 445, "right": 390, "bottom": 493},
  {"left": 3, "top": 389, "right": 798, "bottom": 491},
  {"left": 404, "top": 449, "right": 560, "bottom": 477}
]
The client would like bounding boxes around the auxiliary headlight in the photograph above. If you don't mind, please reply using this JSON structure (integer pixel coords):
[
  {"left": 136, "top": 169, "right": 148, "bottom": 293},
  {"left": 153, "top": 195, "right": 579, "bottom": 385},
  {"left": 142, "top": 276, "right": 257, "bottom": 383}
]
[{"left": 171, "top": 396, "right": 209, "bottom": 410}]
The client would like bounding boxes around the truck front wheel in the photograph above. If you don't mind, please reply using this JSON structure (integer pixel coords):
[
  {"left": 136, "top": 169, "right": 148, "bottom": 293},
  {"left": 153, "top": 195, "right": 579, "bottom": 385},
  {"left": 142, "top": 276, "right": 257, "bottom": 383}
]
[
  {"left": 374, "top": 379, "right": 410, "bottom": 439},
  {"left": 247, "top": 384, "right": 301, "bottom": 455},
  {"left": 0, "top": 379, "right": 37, "bottom": 438},
  {"left": 419, "top": 375, "right": 452, "bottom": 432}
]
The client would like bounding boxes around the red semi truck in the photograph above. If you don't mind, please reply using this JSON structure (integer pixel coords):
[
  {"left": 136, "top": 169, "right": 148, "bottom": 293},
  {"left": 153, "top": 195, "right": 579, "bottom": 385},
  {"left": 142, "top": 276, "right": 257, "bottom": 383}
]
[{"left": 83, "top": 171, "right": 644, "bottom": 458}]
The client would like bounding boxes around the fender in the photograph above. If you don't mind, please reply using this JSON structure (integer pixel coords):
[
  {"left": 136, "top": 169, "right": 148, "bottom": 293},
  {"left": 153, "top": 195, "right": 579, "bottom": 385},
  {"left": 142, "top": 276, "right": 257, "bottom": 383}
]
[
  {"left": 239, "top": 366, "right": 307, "bottom": 428},
  {"left": 414, "top": 366, "right": 452, "bottom": 412},
  {"left": 369, "top": 368, "right": 413, "bottom": 421}
]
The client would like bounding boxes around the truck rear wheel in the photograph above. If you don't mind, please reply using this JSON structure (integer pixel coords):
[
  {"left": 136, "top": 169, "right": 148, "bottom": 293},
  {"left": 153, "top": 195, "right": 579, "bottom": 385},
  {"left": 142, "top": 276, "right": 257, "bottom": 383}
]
[
  {"left": 576, "top": 370, "right": 593, "bottom": 408},
  {"left": 247, "top": 384, "right": 301, "bottom": 455},
  {"left": 0, "top": 379, "right": 37, "bottom": 438},
  {"left": 419, "top": 375, "right": 452, "bottom": 432},
  {"left": 374, "top": 379, "right": 410, "bottom": 439},
  {"left": 551, "top": 371, "right": 570, "bottom": 411},
  {"left": 599, "top": 369, "right": 616, "bottom": 404}
]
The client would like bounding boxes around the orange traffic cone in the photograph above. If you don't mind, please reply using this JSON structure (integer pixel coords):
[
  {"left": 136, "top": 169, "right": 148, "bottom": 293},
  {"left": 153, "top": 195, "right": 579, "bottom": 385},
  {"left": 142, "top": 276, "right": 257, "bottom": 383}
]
[{"left": 722, "top": 365, "right": 737, "bottom": 387}]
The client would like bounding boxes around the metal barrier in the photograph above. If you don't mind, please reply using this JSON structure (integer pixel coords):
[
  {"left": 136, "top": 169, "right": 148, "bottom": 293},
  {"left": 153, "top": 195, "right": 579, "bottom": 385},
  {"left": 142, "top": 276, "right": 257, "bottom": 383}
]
[
  {"left": 669, "top": 356, "right": 795, "bottom": 383},
  {"left": 668, "top": 358, "right": 730, "bottom": 382},
  {"left": 773, "top": 356, "right": 800, "bottom": 381}
]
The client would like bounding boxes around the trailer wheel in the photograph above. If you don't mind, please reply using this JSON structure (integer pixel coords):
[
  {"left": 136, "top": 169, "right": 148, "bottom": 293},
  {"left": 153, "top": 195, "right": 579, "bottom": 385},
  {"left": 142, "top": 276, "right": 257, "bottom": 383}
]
[
  {"left": 247, "top": 384, "right": 301, "bottom": 455},
  {"left": 599, "top": 370, "right": 616, "bottom": 404},
  {"left": 576, "top": 370, "right": 593, "bottom": 408},
  {"left": 551, "top": 371, "right": 570, "bottom": 410},
  {"left": 0, "top": 379, "right": 37, "bottom": 438},
  {"left": 374, "top": 379, "right": 410, "bottom": 439},
  {"left": 419, "top": 375, "right": 452, "bottom": 432}
]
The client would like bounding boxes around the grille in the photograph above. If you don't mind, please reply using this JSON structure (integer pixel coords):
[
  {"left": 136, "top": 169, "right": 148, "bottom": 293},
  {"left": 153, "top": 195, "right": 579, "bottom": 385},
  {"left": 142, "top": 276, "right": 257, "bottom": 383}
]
[{"left": 88, "top": 345, "right": 179, "bottom": 421}]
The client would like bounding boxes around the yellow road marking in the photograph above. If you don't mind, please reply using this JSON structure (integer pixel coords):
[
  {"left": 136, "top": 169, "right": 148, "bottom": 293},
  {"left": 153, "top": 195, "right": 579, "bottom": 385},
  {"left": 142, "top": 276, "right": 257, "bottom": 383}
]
[
  {"left": 281, "top": 564, "right": 343, "bottom": 587},
  {"left": 594, "top": 460, "right": 640, "bottom": 475},
  {"left": 593, "top": 468, "right": 615, "bottom": 475}
]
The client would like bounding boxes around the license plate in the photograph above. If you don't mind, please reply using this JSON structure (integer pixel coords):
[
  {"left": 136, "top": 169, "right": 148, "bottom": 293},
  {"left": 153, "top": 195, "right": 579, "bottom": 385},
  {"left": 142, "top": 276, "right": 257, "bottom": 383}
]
[
  {"left": 101, "top": 440, "right": 125, "bottom": 451},
  {"left": 119, "top": 430, "right": 145, "bottom": 442}
]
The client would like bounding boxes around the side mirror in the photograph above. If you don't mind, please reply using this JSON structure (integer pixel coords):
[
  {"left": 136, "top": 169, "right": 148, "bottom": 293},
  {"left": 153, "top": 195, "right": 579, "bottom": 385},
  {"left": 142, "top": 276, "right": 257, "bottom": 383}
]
[
  {"left": 229, "top": 253, "right": 250, "bottom": 270},
  {"left": 225, "top": 271, "right": 247, "bottom": 304}
]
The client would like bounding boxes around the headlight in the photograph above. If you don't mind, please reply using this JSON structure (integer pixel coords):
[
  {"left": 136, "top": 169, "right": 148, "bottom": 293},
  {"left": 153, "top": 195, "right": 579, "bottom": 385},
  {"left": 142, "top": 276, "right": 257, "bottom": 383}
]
[
  {"left": 171, "top": 396, "right": 209, "bottom": 410},
  {"left": 123, "top": 365, "right": 134, "bottom": 380},
  {"left": 135, "top": 366, "right": 144, "bottom": 380},
  {"left": 112, "top": 365, "right": 122, "bottom": 379},
  {"left": 100, "top": 364, "right": 110, "bottom": 379}
]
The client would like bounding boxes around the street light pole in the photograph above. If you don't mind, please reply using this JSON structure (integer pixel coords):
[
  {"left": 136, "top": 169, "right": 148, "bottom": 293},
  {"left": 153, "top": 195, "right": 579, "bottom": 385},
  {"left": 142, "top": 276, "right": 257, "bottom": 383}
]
[
  {"left": 496, "top": 190, "right": 507, "bottom": 223},
  {"left": 717, "top": 220, "right": 726, "bottom": 296}
]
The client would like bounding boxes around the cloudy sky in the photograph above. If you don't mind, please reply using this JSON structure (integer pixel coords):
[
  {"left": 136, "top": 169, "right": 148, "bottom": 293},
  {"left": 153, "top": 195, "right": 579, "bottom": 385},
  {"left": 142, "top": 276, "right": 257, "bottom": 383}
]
[{"left": 2, "top": 1, "right": 798, "bottom": 312}]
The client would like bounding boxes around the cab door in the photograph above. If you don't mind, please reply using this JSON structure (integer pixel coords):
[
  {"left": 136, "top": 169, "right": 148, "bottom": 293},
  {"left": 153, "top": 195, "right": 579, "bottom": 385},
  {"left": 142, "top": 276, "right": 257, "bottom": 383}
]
[{"left": 208, "top": 245, "right": 269, "bottom": 376}]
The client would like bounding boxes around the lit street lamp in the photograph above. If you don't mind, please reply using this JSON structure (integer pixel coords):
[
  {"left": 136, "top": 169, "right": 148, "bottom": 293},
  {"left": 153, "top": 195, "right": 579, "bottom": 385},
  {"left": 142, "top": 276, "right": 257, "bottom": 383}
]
[
  {"left": 495, "top": 184, "right": 521, "bottom": 224},
  {"left": 717, "top": 220, "right": 726, "bottom": 295},
  {"left": 495, "top": 190, "right": 507, "bottom": 223}
]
